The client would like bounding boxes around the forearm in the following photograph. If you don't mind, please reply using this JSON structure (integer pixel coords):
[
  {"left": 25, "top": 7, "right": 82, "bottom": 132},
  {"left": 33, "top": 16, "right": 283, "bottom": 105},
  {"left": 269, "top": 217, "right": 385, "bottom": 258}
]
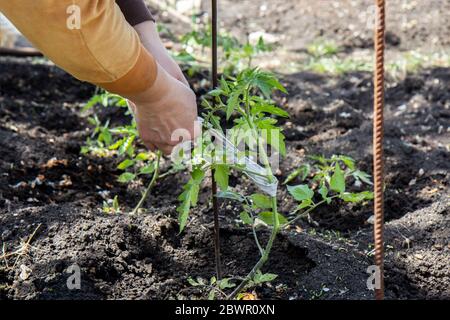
[{"left": 0, "top": 0, "right": 157, "bottom": 96}]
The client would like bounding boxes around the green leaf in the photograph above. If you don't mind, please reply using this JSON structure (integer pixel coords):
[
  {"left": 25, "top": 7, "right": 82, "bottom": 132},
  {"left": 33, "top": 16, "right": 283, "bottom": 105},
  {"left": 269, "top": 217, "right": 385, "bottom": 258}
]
[
  {"left": 189, "top": 184, "right": 200, "bottom": 207},
  {"left": 217, "top": 191, "right": 245, "bottom": 202},
  {"left": 251, "top": 194, "right": 272, "bottom": 209},
  {"left": 283, "top": 164, "right": 311, "bottom": 184},
  {"left": 208, "top": 89, "right": 224, "bottom": 97},
  {"left": 191, "top": 168, "right": 205, "bottom": 183},
  {"left": 226, "top": 89, "right": 241, "bottom": 120},
  {"left": 340, "top": 191, "right": 374, "bottom": 203},
  {"left": 218, "top": 278, "right": 236, "bottom": 290},
  {"left": 258, "top": 211, "right": 288, "bottom": 225},
  {"left": 360, "top": 191, "right": 374, "bottom": 200},
  {"left": 253, "top": 270, "right": 278, "bottom": 284},
  {"left": 112, "top": 195, "right": 120, "bottom": 211},
  {"left": 82, "top": 93, "right": 106, "bottom": 112},
  {"left": 240, "top": 211, "right": 253, "bottom": 225},
  {"left": 119, "top": 136, "right": 135, "bottom": 155},
  {"left": 287, "top": 184, "right": 314, "bottom": 202},
  {"left": 330, "top": 164, "right": 346, "bottom": 193},
  {"left": 117, "top": 172, "right": 136, "bottom": 183},
  {"left": 208, "top": 290, "right": 216, "bottom": 300},
  {"left": 99, "top": 129, "right": 112, "bottom": 146},
  {"left": 253, "top": 103, "right": 289, "bottom": 118},
  {"left": 177, "top": 193, "right": 192, "bottom": 232},
  {"left": 177, "top": 168, "right": 205, "bottom": 232},
  {"left": 108, "top": 138, "right": 125, "bottom": 151},
  {"left": 297, "top": 199, "right": 313, "bottom": 209},
  {"left": 117, "top": 159, "right": 135, "bottom": 170},
  {"left": 309, "top": 154, "right": 327, "bottom": 165},
  {"left": 338, "top": 155, "right": 356, "bottom": 170},
  {"left": 139, "top": 163, "right": 155, "bottom": 175},
  {"left": 110, "top": 126, "right": 138, "bottom": 135},
  {"left": 220, "top": 77, "right": 231, "bottom": 94},
  {"left": 187, "top": 277, "right": 200, "bottom": 287},
  {"left": 135, "top": 152, "right": 150, "bottom": 161},
  {"left": 244, "top": 69, "right": 287, "bottom": 98},
  {"left": 352, "top": 170, "right": 373, "bottom": 185},
  {"left": 214, "top": 164, "right": 229, "bottom": 191},
  {"left": 319, "top": 185, "right": 328, "bottom": 201}
]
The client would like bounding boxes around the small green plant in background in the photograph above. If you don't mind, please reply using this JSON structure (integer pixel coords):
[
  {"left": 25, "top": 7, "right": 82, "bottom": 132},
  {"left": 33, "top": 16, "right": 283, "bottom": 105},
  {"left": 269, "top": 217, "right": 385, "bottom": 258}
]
[
  {"left": 176, "top": 23, "right": 272, "bottom": 76},
  {"left": 307, "top": 39, "right": 339, "bottom": 58},
  {"left": 187, "top": 270, "right": 277, "bottom": 300},
  {"left": 81, "top": 89, "right": 184, "bottom": 215},
  {"left": 302, "top": 39, "right": 373, "bottom": 75},
  {"left": 102, "top": 195, "right": 120, "bottom": 214},
  {"left": 282, "top": 155, "right": 373, "bottom": 226},
  {"left": 187, "top": 276, "right": 236, "bottom": 300}
]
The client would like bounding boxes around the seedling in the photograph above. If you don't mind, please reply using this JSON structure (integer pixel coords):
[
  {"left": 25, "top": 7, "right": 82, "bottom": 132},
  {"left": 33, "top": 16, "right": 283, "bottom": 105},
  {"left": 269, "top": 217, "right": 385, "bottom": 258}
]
[
  {"left": 177, "top": 23, "right": 272, "bottom": 75},
  {"left": 81, "top": 90, "right": 183, "bottom": 214},
  {"left": 186, "top": 270, "right": 277, "bottom": 300},
  {"left": 174, "top": 67, "right": 373, "bottom": 298},
  {"left": 102, "top": 195, "right": 120, "bottom": 214},
  {"left": 187, "top": 276, "right": 236, "bottom": 300},
  {"left": 307, "top": 39, "right": 339, "bottom": 58}
]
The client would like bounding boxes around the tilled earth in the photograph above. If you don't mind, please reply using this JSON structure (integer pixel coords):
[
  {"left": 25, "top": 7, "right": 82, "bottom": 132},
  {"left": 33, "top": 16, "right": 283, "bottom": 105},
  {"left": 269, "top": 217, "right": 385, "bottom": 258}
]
[{"left": 0, "top": 0, "right": 449, "bottom": 300}]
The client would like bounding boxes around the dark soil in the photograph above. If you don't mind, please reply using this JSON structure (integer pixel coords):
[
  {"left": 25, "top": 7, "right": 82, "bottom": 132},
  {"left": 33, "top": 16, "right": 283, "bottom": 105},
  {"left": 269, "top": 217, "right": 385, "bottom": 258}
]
[
  {"left": 1, "top": 0, "right": 449, "bottom": 300},
  {"left": 212, "top": 0, "right": 450, "bottom": 53}
]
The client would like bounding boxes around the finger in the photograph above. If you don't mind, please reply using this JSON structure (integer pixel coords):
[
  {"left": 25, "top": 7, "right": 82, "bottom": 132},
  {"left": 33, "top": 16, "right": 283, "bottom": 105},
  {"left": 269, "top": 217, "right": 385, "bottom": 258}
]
[
  {"left": 155, "top": 143, "right": 174, "bottom": 156},
  {"left": 179, "top": 74, "right": 190, "bottom": 87},
  {"left": 175, "top": 67, "right": 190, "bottom": 87},
  {"left": 143, "top": 141, "right": 157, "bottom": 152}
]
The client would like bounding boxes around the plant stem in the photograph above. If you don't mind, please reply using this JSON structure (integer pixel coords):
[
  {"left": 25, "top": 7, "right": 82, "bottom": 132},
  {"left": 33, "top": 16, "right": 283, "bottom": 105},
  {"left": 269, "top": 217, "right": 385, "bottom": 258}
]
[
  {"left": 130, "top": 151, "right": 162, "bottom": 215},
  {"left": 283, "top": 195, "right": 340, "bottom": 228},
  {"left": 227, "top": 102, "right": 280, "bottom": 299},
  {"left": 228, "top": 196, "right": 278, "bottom": 299},
  {"left": 252, "top": 224, "right": 264, "bottom": 256}
]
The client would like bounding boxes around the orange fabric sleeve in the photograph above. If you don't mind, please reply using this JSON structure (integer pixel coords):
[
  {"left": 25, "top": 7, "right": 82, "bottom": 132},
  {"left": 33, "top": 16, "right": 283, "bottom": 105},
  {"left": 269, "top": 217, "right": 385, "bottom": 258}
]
[{"left": 0, "top": 0, "right": 157, "bottom": 95}]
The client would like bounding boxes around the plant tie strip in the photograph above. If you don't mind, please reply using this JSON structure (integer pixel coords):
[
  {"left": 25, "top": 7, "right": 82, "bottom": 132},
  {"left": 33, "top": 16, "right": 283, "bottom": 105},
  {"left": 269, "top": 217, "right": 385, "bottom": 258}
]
[{"left": 198, "top": 117, "right": 278, "bottom": 197}]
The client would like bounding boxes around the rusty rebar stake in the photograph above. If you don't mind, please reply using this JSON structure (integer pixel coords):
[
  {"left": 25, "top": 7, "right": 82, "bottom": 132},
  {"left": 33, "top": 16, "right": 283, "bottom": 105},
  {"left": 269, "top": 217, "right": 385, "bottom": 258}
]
[
  {"left": 211, "top": 0, "right": 222, "bottom": 280},
  {"left": 373, "top": 0, "right": 386, "bottom": 300}
]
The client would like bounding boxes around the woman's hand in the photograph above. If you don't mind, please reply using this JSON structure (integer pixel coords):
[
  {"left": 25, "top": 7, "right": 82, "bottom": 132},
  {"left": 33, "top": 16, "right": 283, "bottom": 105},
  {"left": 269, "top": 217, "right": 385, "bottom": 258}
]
[
  {"left": 126, "top": 63, "right": 199, "bottom": 155},
  {"left": 134, "top": 20, "right": 189, "bottom": 87}
]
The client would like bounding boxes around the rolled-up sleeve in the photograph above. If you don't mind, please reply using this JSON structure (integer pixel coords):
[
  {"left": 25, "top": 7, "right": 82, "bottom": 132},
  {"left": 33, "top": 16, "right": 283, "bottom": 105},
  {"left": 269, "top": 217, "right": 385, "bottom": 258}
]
[
  {"left": 116, "top": 0, "right": 155, "bottom": 26},
  {"left": 0, "top": 0, "right": 157, "bottom": 95}
]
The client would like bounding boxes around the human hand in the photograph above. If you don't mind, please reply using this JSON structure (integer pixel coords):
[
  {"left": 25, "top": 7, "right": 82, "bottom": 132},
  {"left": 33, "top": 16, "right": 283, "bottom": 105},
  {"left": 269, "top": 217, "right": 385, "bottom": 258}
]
[{"left": 126, "top": 63, "right": 199, "bottom": 155}]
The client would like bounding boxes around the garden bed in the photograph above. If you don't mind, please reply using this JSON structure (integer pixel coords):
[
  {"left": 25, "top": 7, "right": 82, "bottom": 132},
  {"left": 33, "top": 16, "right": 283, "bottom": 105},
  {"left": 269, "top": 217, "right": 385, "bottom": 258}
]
[
  {"left": 0, "top": 0, "right": 449, "bottom": 300},
  {"left": 0, "top": 55, "right": 448, "bottom": 299}
]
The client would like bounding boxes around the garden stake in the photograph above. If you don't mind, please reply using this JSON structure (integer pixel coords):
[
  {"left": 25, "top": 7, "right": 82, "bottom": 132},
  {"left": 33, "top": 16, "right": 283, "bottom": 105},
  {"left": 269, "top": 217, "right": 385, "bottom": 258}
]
[
  {"left": 211, "top": 0, "right": 223, "bottom": 280},
  {"left": 373, "top": 0, "right": 386, "bottom": 300}
]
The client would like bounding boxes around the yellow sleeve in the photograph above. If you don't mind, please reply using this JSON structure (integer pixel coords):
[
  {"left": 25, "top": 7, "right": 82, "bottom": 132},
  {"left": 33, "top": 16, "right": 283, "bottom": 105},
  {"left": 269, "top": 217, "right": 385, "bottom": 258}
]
[{"left": 0, "top": 0, "right": 157, "bottom": 95}]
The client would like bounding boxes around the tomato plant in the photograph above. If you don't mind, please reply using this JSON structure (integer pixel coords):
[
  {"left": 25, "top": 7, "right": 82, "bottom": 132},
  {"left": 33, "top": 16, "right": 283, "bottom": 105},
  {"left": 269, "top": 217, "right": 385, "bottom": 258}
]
[
  {"left": 80, "top": 22, "right": 374, "bottom": 300},
  {"left": 176, "top": 68, "right": 374, "bottom": 298}
]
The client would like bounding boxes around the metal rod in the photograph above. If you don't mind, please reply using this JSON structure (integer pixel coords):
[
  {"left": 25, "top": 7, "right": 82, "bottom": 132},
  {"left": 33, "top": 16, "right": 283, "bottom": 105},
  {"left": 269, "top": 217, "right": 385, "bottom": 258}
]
[
  {"left": 373, "top": 0, "right": 386, "bottom": 300},
  {"left": 211, "top": 0, "right": 222, "bottom": 280}
]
